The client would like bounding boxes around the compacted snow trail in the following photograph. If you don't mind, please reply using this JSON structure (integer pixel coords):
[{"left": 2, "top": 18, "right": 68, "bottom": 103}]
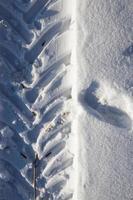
[{"left": 0, "top": 0, "right": 76, "bottom": 199}]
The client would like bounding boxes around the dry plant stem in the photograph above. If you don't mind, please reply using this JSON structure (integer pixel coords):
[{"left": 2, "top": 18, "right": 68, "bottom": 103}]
[{"left": 33, "top": 154, "right": 38, "bottom": 200}]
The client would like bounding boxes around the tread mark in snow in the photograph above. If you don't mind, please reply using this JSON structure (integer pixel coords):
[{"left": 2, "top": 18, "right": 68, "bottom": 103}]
[
  {"left": 25, "top": 18, "right": 71, "bottom": 63},
  {"left": 0, "top": 3, "right": 33, "bottom": 43},
  {"left": 80, "top": 81, "right": 132, "bottom": 129},
  {"left": 24, "top": 0, "right": 58, "bottom": 24}
]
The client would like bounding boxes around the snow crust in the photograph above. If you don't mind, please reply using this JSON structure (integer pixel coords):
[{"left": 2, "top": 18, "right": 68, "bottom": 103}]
[{"left": 77, "top": 0, "right": 133, "bottom": 199}]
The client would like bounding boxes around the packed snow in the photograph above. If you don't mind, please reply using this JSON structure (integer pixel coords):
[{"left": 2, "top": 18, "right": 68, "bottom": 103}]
[{"left": 77, "top": 0, "right": 133, "bottom": 199}]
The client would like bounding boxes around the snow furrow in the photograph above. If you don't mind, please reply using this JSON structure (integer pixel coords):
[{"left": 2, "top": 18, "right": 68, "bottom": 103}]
[
  {"left": 25, "top": 18, "right": 71, "bottom": 63},
  {"left": 0, "top": 159, "right": 34, "bottom": 200},
  {"left": 0, "top": 83, "right": 35, "bottom": 128},
  {"left": 25, "top": 52, "right": 71, "bottom": 103},
  {"left": 0, "top": 44, "right": 23, "bottom": 71},
  {"left": 0, "top": 3, "right": 33, "bottom": 44},
  {"left": 24, "top": 0, "right": 58, "bottom": 23}
]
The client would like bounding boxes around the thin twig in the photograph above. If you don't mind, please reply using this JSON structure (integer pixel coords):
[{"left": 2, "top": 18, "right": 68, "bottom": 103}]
[{"left": 33, "top": 153, "right": 38, "bottom": 200}]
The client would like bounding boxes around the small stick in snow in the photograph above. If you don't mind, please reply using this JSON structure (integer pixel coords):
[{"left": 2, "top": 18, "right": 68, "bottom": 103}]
[
  {"left": 20, "top": 83, "right": 30, "bottom": 89},
  {"left": 42, "top": 41, "right": 46, "bottom": 46},
  {"left": 45, "top": 151, "right": 52, "bottom": 158},
  {"left": 20, "top": 152, "right": 28, "bottom": 159},
  {"left": 3, "top": 146, "right": 9, "bottom": 150},
  {"left": 33, "top": 153, "right": 38, "bottom": 200}
]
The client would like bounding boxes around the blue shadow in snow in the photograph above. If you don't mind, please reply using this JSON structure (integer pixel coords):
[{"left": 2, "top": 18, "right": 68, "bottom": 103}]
[{"left": 79, "top": 81, "right": 132, "bottom": 129}]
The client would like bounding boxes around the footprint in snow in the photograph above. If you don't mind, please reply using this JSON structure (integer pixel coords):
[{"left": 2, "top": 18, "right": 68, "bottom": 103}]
[{"left": 79, "top": 81, "right": 132, "bottom": 130}]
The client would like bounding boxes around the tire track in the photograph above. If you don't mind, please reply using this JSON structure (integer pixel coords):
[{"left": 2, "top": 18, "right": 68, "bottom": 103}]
[
  {"left": 0, "top": 159, "right": 34, "bottom": 200},
  {"left": 0, "top": 0, "right": 74, "bottom": 199},
  {"left": 0, "top": 83, "right": 35, "bottom": 127},
  {"left": 0, "top": 3, "right": 33, "bottom": 43},
  {"left": 25, "top": 18, "right": 71, "bottom": 63},
  {"left": 24, "top": 0, "right": 58, "bottom": 24},
  {"left": 25, "top": 53, "right": 71, "bottom": 103},
  {"left": 0, "top": 44, "right": 24, "bottom": 71}
]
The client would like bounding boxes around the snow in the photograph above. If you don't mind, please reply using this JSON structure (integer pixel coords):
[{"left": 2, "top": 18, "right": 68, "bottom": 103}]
[
  {"left": 0, "top": 0, "right": 132, "bottom": 199},
  {"left": 0, "top": 0, "right": 76, "bottom": 199},
  {"left": 77, "top": 0, "right": 133, "bottom": 199}
]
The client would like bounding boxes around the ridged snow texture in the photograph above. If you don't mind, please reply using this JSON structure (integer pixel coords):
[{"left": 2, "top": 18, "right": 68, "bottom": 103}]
[{"left": 0, "top": 0, "right": 73, "bottom": 199}]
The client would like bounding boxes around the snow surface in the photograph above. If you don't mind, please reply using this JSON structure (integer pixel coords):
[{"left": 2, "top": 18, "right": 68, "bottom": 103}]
[
  {"left": 0, "top": 0, "right": 132, "bottom": 199},
  {"left": 77, "top": 0, "right": 133, "bottom": 199}
]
